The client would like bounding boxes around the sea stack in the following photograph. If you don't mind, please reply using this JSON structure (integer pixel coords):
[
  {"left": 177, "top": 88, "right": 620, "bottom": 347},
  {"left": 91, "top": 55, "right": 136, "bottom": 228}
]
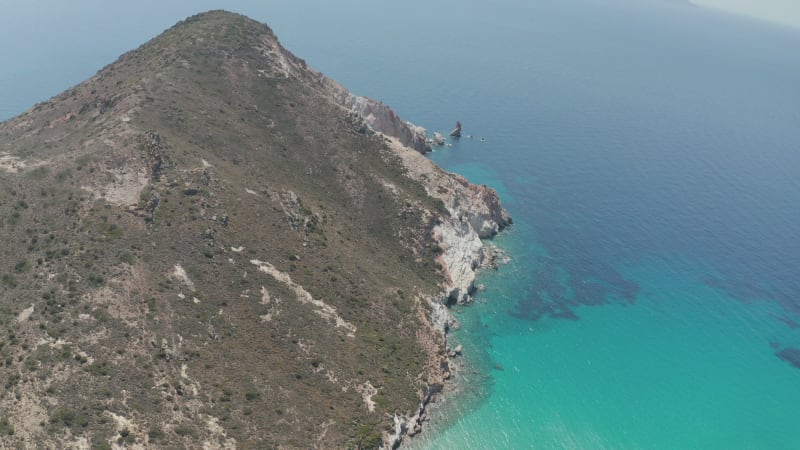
[{"left": 450, "top": 121, "right": 462, "bottom": 138}]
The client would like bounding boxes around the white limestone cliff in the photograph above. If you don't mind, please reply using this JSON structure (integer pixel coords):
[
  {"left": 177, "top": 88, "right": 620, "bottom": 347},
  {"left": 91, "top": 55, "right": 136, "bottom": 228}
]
[{"left": 387, "top": 138, "right": 510, "bottom": 307}]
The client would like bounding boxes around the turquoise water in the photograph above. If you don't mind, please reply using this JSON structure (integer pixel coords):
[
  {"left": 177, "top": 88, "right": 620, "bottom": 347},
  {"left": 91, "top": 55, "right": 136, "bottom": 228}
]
[
  {"left": 412, "top": 248, "right": 800, "bottom": 448},
  {"left": 3, "top": 0, "right": 800, "bottom": 448},
  {"left": 386, "top": 1, "right": 800, "bottom": 447}
]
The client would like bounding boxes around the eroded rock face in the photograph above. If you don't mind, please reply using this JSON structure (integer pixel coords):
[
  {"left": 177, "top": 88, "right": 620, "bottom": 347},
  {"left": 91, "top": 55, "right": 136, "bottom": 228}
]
[
  {"left": 433, "top": 182, "right": 510, "bottom": 305},
  {"left": 387, "top": 137, "right": 510, "bottom": 305},
  {"left": 432, "top": 132, "right": 446, "bottom": 147},
  {"left": 140, "top": 130, "right": 166, "bottom": 179},
  {"left": 458, "top": 179, "right": 511, "bottom": 239},
  {"left": 324, "top": 79, "right": 432, "bottom": 154}
]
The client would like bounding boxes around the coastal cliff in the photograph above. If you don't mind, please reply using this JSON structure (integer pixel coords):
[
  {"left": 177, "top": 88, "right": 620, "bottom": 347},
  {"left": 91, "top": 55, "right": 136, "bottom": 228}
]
[
  {"left": 388, "top": 139, "right": 510, "bottom": 304},
  {"left": 325, "top": 81, "right": 432, "bottom": 155},
  {"left": 0, "top": 11, "right": 508, "bottom": 449},
  {"left": 379, "top": 138, "right": 510, "bottom": 448}
]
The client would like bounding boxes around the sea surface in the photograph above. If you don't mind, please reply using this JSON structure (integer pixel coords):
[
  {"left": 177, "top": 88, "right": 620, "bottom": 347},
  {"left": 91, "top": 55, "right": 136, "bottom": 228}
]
[{"left": 3, "top": 0, "right": 800, "bottom": 448}]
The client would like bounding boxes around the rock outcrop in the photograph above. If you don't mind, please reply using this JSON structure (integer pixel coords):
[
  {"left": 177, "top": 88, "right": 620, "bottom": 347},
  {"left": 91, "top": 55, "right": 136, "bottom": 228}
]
[
  {"left": 431, "top": 132, "right": 446, "bottom": 147},
  {"left": 324, "top": 80, "right": 432, "bottom": 154},
  {"left": 387, "top": 137, "right": 510, "bottom": 305},
  {"left": 450, "top": 121, "right": 462, "bottom": 138}
]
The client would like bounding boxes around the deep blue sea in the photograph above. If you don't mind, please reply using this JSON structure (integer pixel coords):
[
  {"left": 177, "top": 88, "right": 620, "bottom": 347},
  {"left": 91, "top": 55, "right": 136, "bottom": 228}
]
[{"left": 3, "top": 0, "right": 800, "bottom": 447}]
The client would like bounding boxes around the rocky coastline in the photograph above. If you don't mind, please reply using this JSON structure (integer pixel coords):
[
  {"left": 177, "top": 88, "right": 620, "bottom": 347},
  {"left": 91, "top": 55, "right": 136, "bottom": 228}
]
[
  {"left": 329, "top": 95, "right": 511, "bottom": 446},
  {"left": 381, "top": 135, "right": 510, "bottom": 448}
]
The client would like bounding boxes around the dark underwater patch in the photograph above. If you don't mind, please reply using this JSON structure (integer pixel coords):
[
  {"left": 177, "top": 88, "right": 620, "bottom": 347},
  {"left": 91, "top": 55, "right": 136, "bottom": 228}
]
[
  {"left": 775, "top": 315, "right": 800, "bottom": 329},
  {"left": 705, "top": 276, "right": 800, "bottom": 324},
  {"left": 510, "top": 256, "right": 640, "bottom": 322},
  {"left": 776, "top": 347, "right": 800, "bottom": 370}
]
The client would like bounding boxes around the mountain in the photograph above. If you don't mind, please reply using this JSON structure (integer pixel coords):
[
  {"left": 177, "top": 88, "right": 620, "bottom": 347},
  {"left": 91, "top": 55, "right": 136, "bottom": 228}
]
[{"left": 0, "top": 11, "right": 508, "bottom": 449}]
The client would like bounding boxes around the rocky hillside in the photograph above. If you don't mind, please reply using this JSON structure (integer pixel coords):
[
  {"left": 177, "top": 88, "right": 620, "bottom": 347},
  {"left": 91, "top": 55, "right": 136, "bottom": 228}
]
[{"left": 0, "top": 11, "right": 508, "bottom": 449}]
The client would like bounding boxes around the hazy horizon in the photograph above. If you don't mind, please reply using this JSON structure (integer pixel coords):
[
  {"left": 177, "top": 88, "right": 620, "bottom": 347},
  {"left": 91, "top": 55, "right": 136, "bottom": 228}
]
[
  {"left": 2, "top": 0, "right": 799, "bottom": 121},
  {"left": 691, "top": 0, "right": 800, "bottom": 28}
]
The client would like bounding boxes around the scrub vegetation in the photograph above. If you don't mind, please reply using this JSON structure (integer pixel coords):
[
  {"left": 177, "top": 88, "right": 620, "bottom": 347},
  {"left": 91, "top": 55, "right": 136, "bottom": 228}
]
[{"left": 0, "top": 11, "right": 455, "bottom": 448}]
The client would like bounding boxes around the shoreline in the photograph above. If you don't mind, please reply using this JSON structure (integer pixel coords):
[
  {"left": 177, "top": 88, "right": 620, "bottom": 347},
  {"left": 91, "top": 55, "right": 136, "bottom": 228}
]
[
  {"left": 387, "top": 243, "right": 510, "bottom": 449},
  {"left": 377, "top": 135, "right": 511, "bottom": 449},
  {"left": 397, "top": 248, "right": 511, "bottom": 450}
]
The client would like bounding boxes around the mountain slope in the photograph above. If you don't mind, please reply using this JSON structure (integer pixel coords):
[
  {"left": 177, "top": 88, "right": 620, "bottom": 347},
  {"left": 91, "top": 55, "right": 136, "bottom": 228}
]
[{"left": 0, "top": 11, "right": 508, "bottom": 449}]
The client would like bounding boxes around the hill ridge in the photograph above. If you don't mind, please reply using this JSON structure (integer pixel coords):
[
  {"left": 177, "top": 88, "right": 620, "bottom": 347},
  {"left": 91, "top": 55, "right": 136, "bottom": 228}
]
[{"left": 0, "top": 10, "right": 508, "bottom": 448}]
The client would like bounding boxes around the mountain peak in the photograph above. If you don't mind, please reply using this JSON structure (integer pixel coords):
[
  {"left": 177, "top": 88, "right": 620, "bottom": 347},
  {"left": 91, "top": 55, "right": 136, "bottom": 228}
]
[
  {"left": 116, "top": 9, "right": 300, "bottom": 78},
  {"left": 161, "top": 9, "right": 278, "bottom": 45}
]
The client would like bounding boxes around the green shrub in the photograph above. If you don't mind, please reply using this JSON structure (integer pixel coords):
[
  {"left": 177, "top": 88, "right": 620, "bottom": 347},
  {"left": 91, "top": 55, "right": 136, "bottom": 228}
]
[
  {"left": 1, "top": 274, "right": 17, "bottom": 288},
  {"left": 14, "top": 260, "right": 30, "bottom": 273},
  {"left": 0, "top": 417, "right": 13, "bottom": 436},
  {"left": 148, "top": 426, "right": 165, "bottom": 441}
]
